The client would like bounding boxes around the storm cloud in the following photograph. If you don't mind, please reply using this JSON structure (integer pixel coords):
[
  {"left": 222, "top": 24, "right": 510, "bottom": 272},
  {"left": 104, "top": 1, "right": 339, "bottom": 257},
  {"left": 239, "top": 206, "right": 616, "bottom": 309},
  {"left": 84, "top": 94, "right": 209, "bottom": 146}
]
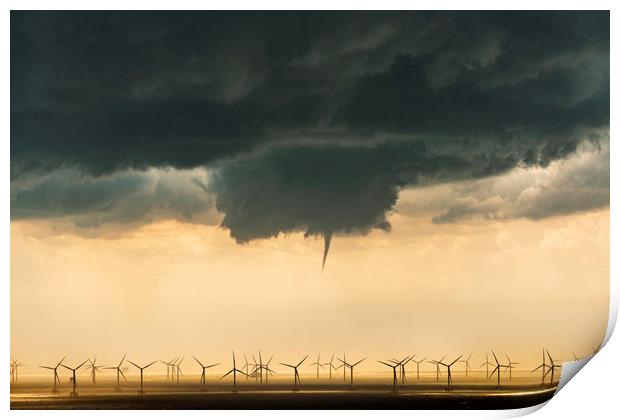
[
  {"left": 11, "top": 12, "right": 608, "bottom": 174},
  {"left": 392, "top": 134, "right": 609, "bottom": 224},
  {"left": 207, "top": 136, "right": 556, "bottom": 240},
  {"left": 430, "top": 136, "right": 610, "bottom": 224},
  {"left": 11, "top": 168, "right": 215, "bottom": 229},
  {"left": 10, "top": 11, "right": 610, "bottom": 261}
]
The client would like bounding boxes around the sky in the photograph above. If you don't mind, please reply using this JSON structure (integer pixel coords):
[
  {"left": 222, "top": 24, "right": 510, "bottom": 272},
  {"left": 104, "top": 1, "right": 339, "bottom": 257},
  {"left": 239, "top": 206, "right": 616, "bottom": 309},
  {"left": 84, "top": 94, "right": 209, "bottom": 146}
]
[{"left": 10, "top": 11, "right": 609, "bottom": 375}]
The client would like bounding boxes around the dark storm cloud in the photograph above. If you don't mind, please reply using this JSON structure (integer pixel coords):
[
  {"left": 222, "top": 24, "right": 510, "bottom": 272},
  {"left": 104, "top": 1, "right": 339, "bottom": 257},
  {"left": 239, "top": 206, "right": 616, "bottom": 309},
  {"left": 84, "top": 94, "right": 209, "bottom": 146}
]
[
  {"left": 11, "top": 168, "right": 215, "bottom": 228},
  {"left": 11, "top": 12, "right": 609, "bottom": 173},
  {"left": 206, "top": 135, "right": 572, "bottom": 241},
  {"left": 399, "top": 136, "right": 610, "bottom": 224},
  {"left": 11, "top": 11, "right": 609, "bottom": 253}
]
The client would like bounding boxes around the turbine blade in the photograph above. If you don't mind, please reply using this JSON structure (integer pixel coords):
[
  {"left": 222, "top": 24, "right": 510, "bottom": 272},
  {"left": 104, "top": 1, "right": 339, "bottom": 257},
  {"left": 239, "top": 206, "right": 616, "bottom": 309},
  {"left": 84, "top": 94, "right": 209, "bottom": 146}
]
[
  {"left": 296, "top": 355, "right": 310, "bottom": 367},
  {"left": 546, "top": 349, "right": 553, "bottom": 364},
  {"left": 193, "top": 355, "right": 204, "bottom": 368}
]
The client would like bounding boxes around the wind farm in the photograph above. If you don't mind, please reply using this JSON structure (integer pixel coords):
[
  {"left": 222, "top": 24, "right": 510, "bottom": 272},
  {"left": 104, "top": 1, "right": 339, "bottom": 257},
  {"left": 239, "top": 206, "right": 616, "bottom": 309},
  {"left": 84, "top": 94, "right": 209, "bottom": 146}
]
[{"left": 10, "top": 348, "right": 568, "bottom": 409}]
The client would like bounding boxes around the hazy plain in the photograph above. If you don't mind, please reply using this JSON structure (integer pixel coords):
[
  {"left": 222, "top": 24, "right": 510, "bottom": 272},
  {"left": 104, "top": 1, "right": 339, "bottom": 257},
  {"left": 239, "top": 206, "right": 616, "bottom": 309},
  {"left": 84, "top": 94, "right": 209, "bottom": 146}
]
[{"left": 11, "top": 369, "right": 557, "bottom": 409}]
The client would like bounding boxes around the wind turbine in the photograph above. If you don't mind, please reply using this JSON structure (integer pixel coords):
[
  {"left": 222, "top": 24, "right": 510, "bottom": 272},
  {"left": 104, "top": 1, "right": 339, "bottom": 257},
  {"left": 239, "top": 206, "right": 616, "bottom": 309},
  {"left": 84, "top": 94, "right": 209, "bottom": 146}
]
[
  {"left": 459, "top": 353, "right": 472, "bottom": 377},
  {"left": 504, "top": 353, "right": 520, "bottom": 380},
  {"left": 379, "top": 360, "right": 400, "bottom": 393},
  {"left": 167, "top": 357, "right": 179, "bottom": 382},
  {"left": 193, "top": 356, "right": 220, "bottom": 392},
  {"left": 221, "top": 352, "right": 248, "bottom": 393},
  {"left": 309, "top": 353, "right": 327, "bottom": 380},
  {"left": 251, "top": 353, "right": 260, "bottom": 382},
  {"left": 242, "top": 354, "right": 251, "bottom": 379},
  {"left": 160, "top": 358, "right": 176, "bottom": 381},
  {"left": 531, "top": 348, "right": 549, "bottom": 384},
  {"left": 338, "top": 357, "right": 366, "bottom": 388},
  {"left": 326, "top": 353, "right": 338, "bottom": 380},
  {"left": 258, "top": 350, "right": 269, "bottom": 384},
  {"left": 250, "top": 351, "right": 274, "bottom": 384},
  {"left": 61, "top": 360, "right": 88, "bottom": 398},
  {"left": 262, "top": 355, "right": 276, "bottom": 384},
  {"left": 336, "top": 353, "right": 347, "bottom": 382},
  {"left": 400, "top": 355, "right": 414, "bottom": 384},
  {"left": 128, "top": 360, "right": 157, "bottom": 395},
  {"left": 489, "top": 351, "right": 509, "bottom": 389},
  {"left": 84, "top": 355, "right": 104, "bottom": 384},
  {"left": 255, "top": 351, "right": 264, "bottom": 384},
  {"left": 103, "top": 354, "right": 127, "bottom": 391},
  {"left": 544, "top": 350, "right": 562, "bottom": 387},
  {"left": 173, "top": 357, "right": 184, "bottom": 384},
  {"left": 479, "top": 352, "right": 494, "bottom": 379},
  {"left": 280, "top": 355, "right": 309, "bottom": 391},
  {"left": 427, "top": 356, "right": 445, "bottom": 382},
  {"left": 388, "top": 356, "right": 411, "bottom": 385},
  {"left": 410, "top": 356, "right": 427, "bottom": 380},
  {"left": 10, "top": 359, "right": 24, "bottom": 383},
  {"left": 435, "top": 355, "right": 461, "bottom": 389},
  {"left": 39, "top": 356, "right": 66, "bottom": 393}
]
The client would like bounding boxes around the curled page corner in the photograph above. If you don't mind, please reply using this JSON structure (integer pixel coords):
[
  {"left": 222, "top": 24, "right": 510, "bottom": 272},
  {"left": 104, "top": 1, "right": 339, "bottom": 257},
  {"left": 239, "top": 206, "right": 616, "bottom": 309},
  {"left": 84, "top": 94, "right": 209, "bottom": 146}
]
[
  {"left": 556, "top": 355, "right": 593, "bottom": 393},
  {"left": 503, "top": 291, "right": 616, "bottom": 416},
  {"left": 497, "top": 356, "right": 595, "bottom": 418}
]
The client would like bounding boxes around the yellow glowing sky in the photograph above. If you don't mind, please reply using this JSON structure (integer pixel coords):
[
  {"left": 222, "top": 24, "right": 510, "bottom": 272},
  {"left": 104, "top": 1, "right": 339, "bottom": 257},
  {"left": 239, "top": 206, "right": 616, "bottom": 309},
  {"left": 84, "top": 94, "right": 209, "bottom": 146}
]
[{"left": 10, "top": 190, "right": 609, "bottom": 375}]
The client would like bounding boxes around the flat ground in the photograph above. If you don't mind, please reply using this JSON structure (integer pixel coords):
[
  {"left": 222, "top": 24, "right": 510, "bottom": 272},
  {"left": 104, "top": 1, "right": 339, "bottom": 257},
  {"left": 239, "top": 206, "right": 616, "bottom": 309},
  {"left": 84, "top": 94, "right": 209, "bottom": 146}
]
[{"left": 11, "top": 379, "right": 556, "bottom": 409}]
